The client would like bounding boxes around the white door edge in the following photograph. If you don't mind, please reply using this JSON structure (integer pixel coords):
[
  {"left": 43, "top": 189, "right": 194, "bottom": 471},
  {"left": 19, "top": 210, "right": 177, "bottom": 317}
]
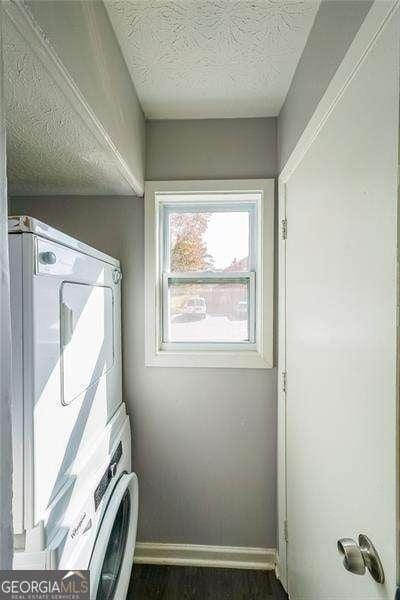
[{"left": 277, "top": 0, "right": 400, "bottom": 590}]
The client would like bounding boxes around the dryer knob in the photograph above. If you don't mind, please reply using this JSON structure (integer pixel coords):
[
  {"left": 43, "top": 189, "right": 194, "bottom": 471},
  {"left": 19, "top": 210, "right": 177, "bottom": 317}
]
[
  {"left": 113, "top": 269, "right": 122, "bottom": 284},
  {"left": 39, "top": 251, "right": 57, "bottom": 265}
]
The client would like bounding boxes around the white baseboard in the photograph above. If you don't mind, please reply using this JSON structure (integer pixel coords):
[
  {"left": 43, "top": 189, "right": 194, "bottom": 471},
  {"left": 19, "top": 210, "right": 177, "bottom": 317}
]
[{"left": 134, "top": 543, "right": 277, "bottom": 571}]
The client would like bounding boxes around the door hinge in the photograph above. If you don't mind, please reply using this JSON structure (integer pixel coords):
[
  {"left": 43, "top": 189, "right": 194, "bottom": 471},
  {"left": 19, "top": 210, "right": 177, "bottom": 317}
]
[
  {"left": 281, "top": 218, "right": 288, "bottom": 240},
  {"left": 284, "top": 519, "right": 289, "bottom": 543},
  {"left": 282, "top": 370, "right": 287, "bottom": 393}
]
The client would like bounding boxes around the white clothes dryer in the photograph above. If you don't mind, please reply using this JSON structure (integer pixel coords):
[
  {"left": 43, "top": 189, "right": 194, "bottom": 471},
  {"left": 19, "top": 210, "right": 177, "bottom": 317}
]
[{"left": 8, "top": 216, "right": 123, "bottom": 537}]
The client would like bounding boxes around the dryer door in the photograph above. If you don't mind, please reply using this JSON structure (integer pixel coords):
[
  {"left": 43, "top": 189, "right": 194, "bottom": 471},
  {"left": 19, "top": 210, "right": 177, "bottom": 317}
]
[
  {"left": 60, "top": 282, "right": 114, "bottom": 406},
  {"left": 90, "top": 473, "right": 138, "bottom": 600}
]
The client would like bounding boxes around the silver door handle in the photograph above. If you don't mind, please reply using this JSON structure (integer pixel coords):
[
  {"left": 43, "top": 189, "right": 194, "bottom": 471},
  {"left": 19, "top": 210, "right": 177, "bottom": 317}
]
[{"left": 337, "top": 535, "right": 384, "bottom": 584}]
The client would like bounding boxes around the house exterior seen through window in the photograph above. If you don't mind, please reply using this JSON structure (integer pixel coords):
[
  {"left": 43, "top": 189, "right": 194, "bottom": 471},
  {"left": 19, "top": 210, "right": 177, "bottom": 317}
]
[{"left": 145, "top": 180, "right": 274, "bottom": 368}]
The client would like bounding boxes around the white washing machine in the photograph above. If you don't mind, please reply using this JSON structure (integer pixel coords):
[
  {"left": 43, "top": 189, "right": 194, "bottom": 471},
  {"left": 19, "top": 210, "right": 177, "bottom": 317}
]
[
  {"left": 9, "top": 216, "right": 139, "bottom": 598},
  {"left": 14, "top": 403, "right": 139, "bottom": 600}
]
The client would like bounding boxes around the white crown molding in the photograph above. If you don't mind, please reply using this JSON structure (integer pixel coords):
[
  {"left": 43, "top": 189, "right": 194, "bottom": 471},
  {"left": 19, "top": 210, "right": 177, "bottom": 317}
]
[
  {"left": 134, "top": 543, "right": 276, "bottom": 571},
  {"left": 4, "top": 0, "right": 143, "bottom": 196}
]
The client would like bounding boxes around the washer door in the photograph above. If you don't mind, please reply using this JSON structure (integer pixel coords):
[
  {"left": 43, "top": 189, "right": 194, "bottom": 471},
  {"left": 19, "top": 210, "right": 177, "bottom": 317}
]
[{"left": 90, "top": 473, "right": 138, "bottom": 600}]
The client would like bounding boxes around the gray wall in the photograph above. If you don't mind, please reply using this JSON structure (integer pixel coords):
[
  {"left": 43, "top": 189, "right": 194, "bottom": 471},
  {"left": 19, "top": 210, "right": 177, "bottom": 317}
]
[
  {"left": 278, "top": 0, "right": 372, "bottom": 171},
  {"left": 26, "top": 0, "right": 145, "bottom": 194},
  {"left": 11, "top": 116, "right": 278, "bottom": 549},
  {"left": 147, "top": 118, "right": 277, "bottom": 180}
]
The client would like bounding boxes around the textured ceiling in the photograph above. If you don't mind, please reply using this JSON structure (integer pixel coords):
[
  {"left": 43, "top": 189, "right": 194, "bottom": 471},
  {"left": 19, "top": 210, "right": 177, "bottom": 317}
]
[
  {"left": 4, "top": 12, "right": 134, "bottom": 196},
  {"left": 105, "top": 0, "right": 320, "bottom": 119}
]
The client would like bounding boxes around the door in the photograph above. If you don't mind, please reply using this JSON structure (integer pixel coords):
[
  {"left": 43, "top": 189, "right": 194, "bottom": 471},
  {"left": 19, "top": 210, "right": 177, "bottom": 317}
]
[
  {"left": 90, "top": 473, "right": 138, "bottom": 600},
  {"left": 282, "top": 4, "right": 399, "bottom": 599}
]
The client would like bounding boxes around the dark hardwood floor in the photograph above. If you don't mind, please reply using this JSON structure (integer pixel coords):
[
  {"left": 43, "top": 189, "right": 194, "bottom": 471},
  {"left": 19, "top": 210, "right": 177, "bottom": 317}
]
[{"left": 128, "top": 565, "right": 288, "bottom": 600}]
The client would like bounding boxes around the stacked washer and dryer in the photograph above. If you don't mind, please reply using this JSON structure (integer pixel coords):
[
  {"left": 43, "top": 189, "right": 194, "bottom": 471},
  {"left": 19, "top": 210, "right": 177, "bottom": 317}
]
[{"left": 8, "top": 216, "right": 138, "bottom": 599}]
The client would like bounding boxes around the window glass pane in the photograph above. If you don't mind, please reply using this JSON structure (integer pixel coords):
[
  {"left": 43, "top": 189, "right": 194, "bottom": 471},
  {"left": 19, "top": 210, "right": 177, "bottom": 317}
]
[
  {"left": 167, "top": 281, "right": 249, "bottom": 342},
  {"left": 168, "top": 210, "right": 250, "bottom": 272}
]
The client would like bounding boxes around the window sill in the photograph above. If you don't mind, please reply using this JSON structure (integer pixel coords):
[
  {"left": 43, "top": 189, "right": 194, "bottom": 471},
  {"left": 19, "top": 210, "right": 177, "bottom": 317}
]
[{"left": 145, "top": 349, "right": 273, "bottom": 369}]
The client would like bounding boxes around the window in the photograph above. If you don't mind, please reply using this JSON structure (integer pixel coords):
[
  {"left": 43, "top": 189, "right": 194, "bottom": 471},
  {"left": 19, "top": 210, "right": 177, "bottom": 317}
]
[{"left": 145, "top": 180, "right": 274, "bottom": 368}]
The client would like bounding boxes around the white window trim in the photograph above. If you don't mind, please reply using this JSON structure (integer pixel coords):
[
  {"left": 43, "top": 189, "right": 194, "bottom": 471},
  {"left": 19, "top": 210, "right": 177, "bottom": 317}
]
[{"left": 145, "top": 179, "right": 274, "bottom": 368}]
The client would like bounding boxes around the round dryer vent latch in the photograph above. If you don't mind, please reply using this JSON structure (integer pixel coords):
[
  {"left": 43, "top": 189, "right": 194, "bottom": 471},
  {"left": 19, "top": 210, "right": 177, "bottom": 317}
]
[{"left": 113, "top": 269, "right": 122, "bottom": 284}]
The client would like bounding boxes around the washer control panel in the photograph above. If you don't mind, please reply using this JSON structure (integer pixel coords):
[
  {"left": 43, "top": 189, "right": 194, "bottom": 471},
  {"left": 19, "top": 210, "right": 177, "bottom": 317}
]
[{"left": 94, "top": 442, "right": 123, "bottom": 510}]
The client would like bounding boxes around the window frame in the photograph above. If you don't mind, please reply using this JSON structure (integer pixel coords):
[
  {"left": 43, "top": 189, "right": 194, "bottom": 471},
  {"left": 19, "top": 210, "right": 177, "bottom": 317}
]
[{"left": 145, "top": 179, "right": 274, "bottom": 368}]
